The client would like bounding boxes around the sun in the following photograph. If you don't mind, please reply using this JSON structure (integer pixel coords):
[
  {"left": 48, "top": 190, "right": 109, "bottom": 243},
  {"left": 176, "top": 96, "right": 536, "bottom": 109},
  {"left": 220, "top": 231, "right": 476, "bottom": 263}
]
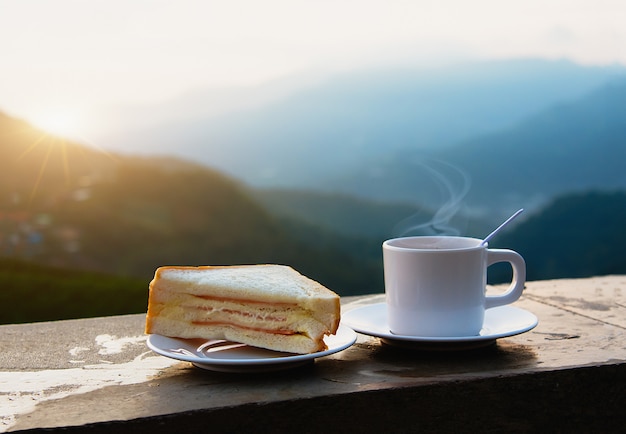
[
  {"left": 17, "top": 107, "right": 115, "bottom": 204},
  {"left": 31, "top": 109, "right": 83, "bottom": 139}
]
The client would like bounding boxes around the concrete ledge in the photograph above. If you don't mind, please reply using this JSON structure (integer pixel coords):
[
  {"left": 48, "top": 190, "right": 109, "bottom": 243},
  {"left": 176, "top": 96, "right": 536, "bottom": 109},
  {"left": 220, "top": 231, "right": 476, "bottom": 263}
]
[
  {"left": 2, "top": 276, "right": 625, "bottom": 433},
  {"left": 24, "top": 363, "right": 624, "bottom": 434}
]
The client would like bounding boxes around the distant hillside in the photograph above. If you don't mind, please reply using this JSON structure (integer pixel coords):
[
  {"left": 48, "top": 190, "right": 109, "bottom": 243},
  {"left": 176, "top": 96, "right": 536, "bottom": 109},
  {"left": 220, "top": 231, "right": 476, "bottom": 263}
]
[
  {"left": 0, "top": 112, "right": 383, "bottom": 296},
  {"left": 100, "top": 59, "right": 626, "bottom": 188},
  {"left": 252, "top": 188, "right": 493, "bottom": 239},
  {"left": 252, "top": 189, "right": 418, "bottom": 238},
  {"left": 492, "top": 191, "right": 626, "bottom": 282},
  {"left": 326, "top": 77, "right": 626, "bottom": 223},
  {"left": 447, "top": 78, "right": 626, "bottom": 212},
  {"left": 0, "top": 258, "right": 147, "bottom": 324}
]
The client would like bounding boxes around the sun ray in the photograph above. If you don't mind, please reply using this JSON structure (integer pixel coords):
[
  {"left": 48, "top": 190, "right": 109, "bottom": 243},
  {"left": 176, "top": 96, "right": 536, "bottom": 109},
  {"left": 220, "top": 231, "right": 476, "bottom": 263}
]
[
  {"left": 71, "top": 133, "right": 121, "bottom": 163},
  {"left": 29, "top": 137, "right": 55, "bottom": 204},
  {"left": 16, "top": 132, "right": 48, "bottom": 162},
  {"left": 58, "top": 136, "right": 71, "bottom": 187},
  {"left": 10, "top": 112, "right": 122, "bottom": 205}
]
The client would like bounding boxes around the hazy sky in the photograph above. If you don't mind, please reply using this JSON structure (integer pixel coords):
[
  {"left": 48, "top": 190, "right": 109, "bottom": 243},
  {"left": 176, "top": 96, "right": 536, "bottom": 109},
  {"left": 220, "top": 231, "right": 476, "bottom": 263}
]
[{"left": 1, "top": 0, "right": 625, "bottom": 136}]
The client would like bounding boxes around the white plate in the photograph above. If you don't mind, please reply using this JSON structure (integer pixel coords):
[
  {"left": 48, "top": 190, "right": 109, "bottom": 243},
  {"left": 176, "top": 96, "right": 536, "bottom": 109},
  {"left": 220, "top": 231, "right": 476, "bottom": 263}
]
[
  {"left": 147, "top": 324, "right": 357, "bottom": 372},
  {"left": 343, "top": 304, "right": 538, "bottom": 350}
]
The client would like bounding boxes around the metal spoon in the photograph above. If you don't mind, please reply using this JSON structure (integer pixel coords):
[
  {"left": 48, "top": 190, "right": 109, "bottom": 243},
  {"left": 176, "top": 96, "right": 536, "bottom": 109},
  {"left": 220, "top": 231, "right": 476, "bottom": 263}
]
[{"left": 480, "top": 208, "right": 524, "bottom": 246}]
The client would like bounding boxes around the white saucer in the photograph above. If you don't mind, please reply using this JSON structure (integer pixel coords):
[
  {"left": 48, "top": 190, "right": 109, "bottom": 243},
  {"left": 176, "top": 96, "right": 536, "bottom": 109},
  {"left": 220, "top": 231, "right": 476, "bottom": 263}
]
[
  {"left": 342, "top": 304, "right": 538, "bottom": 350},
  {"left": 147, "top": 324, "right": 357, "bottom": 372}
]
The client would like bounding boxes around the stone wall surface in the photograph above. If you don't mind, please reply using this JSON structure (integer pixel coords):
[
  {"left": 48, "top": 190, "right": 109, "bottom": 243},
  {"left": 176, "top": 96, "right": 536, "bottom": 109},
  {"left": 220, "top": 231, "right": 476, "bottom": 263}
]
[{"left": 1, "top": 276, "right": 625, "bottom": 432}]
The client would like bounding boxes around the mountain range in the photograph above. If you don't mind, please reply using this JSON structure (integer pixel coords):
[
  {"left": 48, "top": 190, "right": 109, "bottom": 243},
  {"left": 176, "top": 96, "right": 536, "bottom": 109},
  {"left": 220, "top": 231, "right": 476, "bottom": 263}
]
[
  {"left": 494, "top": 191, "right": 626, "bottom": 282},
  {"left": 251, "top": 72, "right": 626, "bottom": 236},
  {"left": 1, "top": 57, "right": 626, "bottom": 305},
  {"left": 323, "top": 75, "right": 626, "bottom": 223},
  {"left": 100, "top": 59, "right": 625, "bottom": 190},
  {"left": 96, "top": 58, "right": 626, "bottom": 227}
]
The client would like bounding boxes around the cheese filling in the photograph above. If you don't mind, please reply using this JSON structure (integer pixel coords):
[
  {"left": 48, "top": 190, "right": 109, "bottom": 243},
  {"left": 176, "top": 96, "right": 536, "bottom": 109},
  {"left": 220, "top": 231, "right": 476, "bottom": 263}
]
[
  {"left": 190, "top": 320, "right": 299, "bottom": 335},
  {"left": 151, "top": 293, "right": 327, "bottom": 339}
]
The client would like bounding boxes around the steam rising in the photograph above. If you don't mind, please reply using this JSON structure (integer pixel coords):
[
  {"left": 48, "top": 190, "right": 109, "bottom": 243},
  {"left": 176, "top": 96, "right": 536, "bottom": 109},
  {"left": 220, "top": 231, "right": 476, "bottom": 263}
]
[{"left": 392, "top": 158, "right": 470, "bottom": 237}]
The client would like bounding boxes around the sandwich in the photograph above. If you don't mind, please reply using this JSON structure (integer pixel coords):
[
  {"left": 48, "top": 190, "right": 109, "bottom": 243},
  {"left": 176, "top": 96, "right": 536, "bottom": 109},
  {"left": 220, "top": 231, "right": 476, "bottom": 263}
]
[{"left": 145, "top": 264, "right": 341, "bottom": 354}]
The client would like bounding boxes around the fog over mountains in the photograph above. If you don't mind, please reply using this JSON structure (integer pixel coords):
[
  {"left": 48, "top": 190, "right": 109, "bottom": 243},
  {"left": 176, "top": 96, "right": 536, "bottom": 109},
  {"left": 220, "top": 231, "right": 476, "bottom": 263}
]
[
  {"left": 102, "top": 60, "right": 622, "bottom": 166},
  {"left": 327, "top": 76, "right": 626, "bottom": 222},
  {"left": 99, "top": 58, "right": 626, "bottom": 224}
]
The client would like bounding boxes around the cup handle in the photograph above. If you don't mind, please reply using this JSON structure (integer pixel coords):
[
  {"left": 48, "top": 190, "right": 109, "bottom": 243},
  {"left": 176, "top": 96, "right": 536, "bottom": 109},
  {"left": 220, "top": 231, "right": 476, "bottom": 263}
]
[{"left": 485, "top": 249, "right": 526, "bottom": 309}]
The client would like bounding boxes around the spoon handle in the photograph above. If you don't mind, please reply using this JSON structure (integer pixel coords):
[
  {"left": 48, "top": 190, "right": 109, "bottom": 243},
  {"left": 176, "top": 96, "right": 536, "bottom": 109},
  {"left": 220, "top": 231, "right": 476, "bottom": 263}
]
[{"left": 481, "top": 208, "right": 524, "bottom": 246}]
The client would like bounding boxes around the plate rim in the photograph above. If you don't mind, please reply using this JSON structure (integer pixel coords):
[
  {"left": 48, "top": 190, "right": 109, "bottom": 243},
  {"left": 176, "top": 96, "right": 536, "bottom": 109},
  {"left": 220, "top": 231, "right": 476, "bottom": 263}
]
[
  {"left": 147, "top": 323, "right": 357, "bottom": 366},
  {"left": 342, "top": 303, "right": 538, "bottom": 343}
]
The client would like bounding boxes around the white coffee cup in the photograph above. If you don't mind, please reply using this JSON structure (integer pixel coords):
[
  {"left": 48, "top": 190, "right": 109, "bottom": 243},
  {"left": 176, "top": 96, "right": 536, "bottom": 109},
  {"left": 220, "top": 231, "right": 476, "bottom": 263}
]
[{"left": 383, "top": 236, "right": 526, "bottom": 337}]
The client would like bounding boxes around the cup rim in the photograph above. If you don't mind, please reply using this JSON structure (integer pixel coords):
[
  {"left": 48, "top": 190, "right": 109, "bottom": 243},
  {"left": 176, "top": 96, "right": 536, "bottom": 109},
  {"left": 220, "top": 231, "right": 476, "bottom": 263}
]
[{"left": 383, "top": 236, "right": 485, "bottom": 252}]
